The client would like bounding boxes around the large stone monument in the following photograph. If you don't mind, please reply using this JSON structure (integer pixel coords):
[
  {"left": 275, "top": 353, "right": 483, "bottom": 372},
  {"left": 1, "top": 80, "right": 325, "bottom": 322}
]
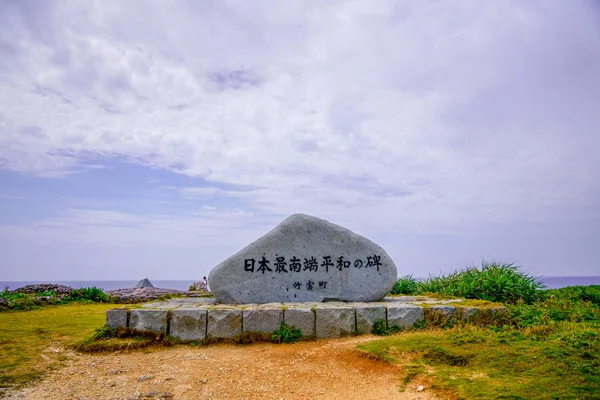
[{"left": 208, "top": 214, "right": 397, "bottom": 304}]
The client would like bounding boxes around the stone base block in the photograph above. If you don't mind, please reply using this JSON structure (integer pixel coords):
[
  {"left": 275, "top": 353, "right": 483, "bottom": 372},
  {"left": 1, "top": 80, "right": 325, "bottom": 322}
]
[
  {"left": 243, "top": 307, "right": 283, "bottom": 333},
  {"left": 429, "top": 305, "right": 456, "bottom": 317},
  {"left": 355, "top": 304, "right": 386, "bottom": 334},
  {"left": 129, "top": 309, "right": 168, "bottom": 333},
  {"left": 284, "top": 308, "right": 315, "bottom": 338},
  {"left": 106, "top": 309, "right": 128, "bottom": 329},
  {"left": 207, "top": 309, "right": 242, "bottom": 338},
  {"left": 316, "top": 307, "right": 356, "bottom": 339},
  {"left": 170, "top": 309, "right": 207, "bottom": 341},
  {"left": 386, "top": 304, "right": 423, "bottom": 328}
]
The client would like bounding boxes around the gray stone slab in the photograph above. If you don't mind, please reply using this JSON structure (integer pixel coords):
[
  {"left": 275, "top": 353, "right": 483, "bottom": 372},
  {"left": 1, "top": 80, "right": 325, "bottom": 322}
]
[
  {"left": 386, "top": 304, "right": 423, "bottom": 328},
  {"left": 129, "top": 309, "right": 168, "bottom": 333},
  {"left": 458, "top": 307, "right": 478, "bottom": 320},
  {"left": 429, "top": 305, "right": 457, "bottom": 317},
  {"left": 106, "top": 309, "right": 128, "bottom": 329},
  {"left": 355, "top": 304, "right": 386, "bottom": 334},
  {"left": 315, "top": 306, "right": 356, "bottom": 339},
  {"left": 284, "top": 307, "right": 315, "bottom": 338},
  {"left": 207, "top": 309, "right": 242, "bottom": 339},
  {"left": 170, "top": 309, "right": 207, "bottom": 341},
  {"left": 243, "top": 307, "right": 283, "bottom": 333},
  {"left": 384, "top": 296, "right": 417, "bottom": 303},
  {"left": 208, "top": 214, "right": 397, "bottom": 304}
]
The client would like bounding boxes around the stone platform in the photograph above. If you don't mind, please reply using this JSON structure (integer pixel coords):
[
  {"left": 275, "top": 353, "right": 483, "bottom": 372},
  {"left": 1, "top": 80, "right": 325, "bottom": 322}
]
[{"left": 105, "top": 296, "right": 505, "bottom": 341}]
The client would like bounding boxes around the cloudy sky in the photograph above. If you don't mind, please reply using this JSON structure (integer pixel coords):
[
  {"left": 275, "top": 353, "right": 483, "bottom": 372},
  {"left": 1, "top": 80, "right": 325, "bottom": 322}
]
[{"left": 0, "top": 0, "right": 598, "bottom": 282}]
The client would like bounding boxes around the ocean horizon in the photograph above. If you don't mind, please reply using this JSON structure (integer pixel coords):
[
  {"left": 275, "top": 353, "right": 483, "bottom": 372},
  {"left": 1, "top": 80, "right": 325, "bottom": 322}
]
[{"left": 1, "top": 276, "right": 599, "bottom": 292}]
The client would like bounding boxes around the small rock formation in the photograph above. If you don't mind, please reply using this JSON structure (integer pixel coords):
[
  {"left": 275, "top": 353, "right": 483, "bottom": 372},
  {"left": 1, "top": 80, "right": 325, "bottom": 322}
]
[
  {"left": 12, "top": 283, "right": 74, "bottom": 294},
  {"left": 208, "top": 213, "right": 398, "bottom": 304},
  {"left": 135, "top": 278, "right": 154, "bottom": 288},
  {"left": 191, "top": 281, "right": 209, "bottom": 292}
]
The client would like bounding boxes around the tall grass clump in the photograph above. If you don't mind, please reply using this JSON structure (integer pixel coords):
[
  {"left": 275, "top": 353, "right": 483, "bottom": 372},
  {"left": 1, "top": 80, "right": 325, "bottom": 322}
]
[
  {"left": 390, "top": 275, "right": 419, "bottom": 295},
  {"left": 392, "top": 261, "right": 544, "bottom": 304}
]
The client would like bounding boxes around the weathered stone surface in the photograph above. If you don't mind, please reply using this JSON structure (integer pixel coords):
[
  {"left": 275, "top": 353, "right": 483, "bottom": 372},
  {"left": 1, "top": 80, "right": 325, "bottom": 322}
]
[
  {"left": 429, "top": 305, "right": 456, "bottom": 317},
  {"left": 284, "top": 308, "right": 315, "bottom": 338},
  {"left": 243, "top": 307, "right": 283, "bottom": 333},
  {"left": 129, "top": 309, "right": 168, "bottom": 333},
  {"left": 458, "top": 307, "right": 478, "bottom": 321},
  {"left": 135, "top": 278, "right": 154, "bottom": 288},
  {"left": 206, "top": 309, "right": 242, "bottom": 338},
  {"left": 386, "top": 304, "right": 423, "bottom": 328},
  {"left": 170, "top": 309, "right": 207, "bottom": 341},
  {"left": 208, "top": 214, "right": 397, "bottom": 304},
  {"left": 315, "top": 306, "right": 356, "bottom": 339},
  {"left": 106, "top": 309, "right": 128, "bottom": 329},
  {"left": 354, "top": 304, "right": 386, "bottom": 334}
]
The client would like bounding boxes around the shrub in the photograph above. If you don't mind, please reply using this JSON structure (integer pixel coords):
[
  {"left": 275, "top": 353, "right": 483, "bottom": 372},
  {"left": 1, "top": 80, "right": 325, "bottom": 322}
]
[
  {"left": 371, "top": 319, "right": 402, "bottom": 335},
  {"left": 64, "top": 287, "right": 112, "bottom": 303},
  {"left": 391, "top": 261, "right": 544, "bottom": 304},
  {"left": 271, "top": 321, "right": 302, "bottom": 343},
  {"left": 7, "top": 293, "right": 37, "bottom": 311},
  {"left": 390, "top": 275, "right": 419, "bottom": 295}
]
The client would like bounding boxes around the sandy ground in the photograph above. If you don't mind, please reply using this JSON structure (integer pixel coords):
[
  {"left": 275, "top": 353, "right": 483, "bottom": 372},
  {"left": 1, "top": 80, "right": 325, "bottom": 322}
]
[{"left": 4, "top": 336, "right": 442, "bottom": 400}]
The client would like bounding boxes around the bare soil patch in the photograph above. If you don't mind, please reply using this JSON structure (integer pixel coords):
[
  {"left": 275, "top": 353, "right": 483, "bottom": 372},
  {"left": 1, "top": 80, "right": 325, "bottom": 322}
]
[{"left": 8, "top": 336, "right": 442, "bottom": 400}]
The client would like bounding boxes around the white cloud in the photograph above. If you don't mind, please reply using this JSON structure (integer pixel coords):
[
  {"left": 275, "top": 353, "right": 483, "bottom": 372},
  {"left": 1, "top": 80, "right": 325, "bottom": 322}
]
[{"left": 0, "top": 0, "right": 599, "bottom": 278}]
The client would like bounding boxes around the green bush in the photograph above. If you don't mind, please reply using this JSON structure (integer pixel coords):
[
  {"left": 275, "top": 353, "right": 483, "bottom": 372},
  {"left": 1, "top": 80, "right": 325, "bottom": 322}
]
[
  {"left": 271, "top": 321, "right": 302, "bottom": 343},
  {"left": 64, "top": 287, "right": 112, "bottom": 303},
  {"left": 390, "top": 275, "right": 419, "bottom": 295},
  {"left": 543, "top": 285, "right": 600, "bottom": 306},
  {"left": 7, "top": 293, "right": 37, "bottom": 311},
  {"left": 507, "top": 286, "right": 600, "bottom": 328},
  {"left": 371, "top": 319, "right": 402, "bottom": 335},
  {"left": 391, "top": 261, "right": 544, "bottom": 304}
]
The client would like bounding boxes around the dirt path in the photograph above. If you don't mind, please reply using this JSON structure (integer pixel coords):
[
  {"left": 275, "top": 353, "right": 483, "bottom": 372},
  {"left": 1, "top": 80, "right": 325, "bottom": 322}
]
[{"left": 8, "top": 336, "right": 441, "bottom": 400}]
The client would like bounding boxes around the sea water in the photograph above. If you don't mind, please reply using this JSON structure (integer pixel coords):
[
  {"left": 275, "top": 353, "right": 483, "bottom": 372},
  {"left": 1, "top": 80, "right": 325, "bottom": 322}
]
[{"left": 1, "top": 276, "right": 599, "bottom": 291}]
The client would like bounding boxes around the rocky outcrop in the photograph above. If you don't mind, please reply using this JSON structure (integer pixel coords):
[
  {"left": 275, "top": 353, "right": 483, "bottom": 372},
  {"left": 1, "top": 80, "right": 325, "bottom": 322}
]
[
  {"left": 135, "top": 278, "right": 154, "bottom": 288},
  {"left": 12, "top": 283, "right": 74, "bottom": 294}
]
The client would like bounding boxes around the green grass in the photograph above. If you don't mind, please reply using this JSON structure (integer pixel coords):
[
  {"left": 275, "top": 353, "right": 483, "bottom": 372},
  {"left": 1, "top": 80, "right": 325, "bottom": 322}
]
[
  {"left": 358, "top": 321, "right": 600, "bottom": 399},
  {"left": 0, "top": 286, "right": 114, "bottom": 311},
  {"left": 390, "top": 261, "right": 544, "bottom": 304},
  {"left": 362, "top": 284, "right": 600, "bottom": 399},
  {"left": 0, "top": 303, "right": 116, "bottom": 388}
]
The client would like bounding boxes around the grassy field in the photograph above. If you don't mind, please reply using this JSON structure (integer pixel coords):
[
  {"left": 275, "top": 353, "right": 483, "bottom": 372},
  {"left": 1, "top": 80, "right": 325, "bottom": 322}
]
[
  {"left": 363, "top": 263, "right": 600, "bottom": 399},
  {"left": 0, "top": 303, "right": 115, "bottom": 387},
  {"left": 359, "top": 321, "right": 600, "bottom": 399}
]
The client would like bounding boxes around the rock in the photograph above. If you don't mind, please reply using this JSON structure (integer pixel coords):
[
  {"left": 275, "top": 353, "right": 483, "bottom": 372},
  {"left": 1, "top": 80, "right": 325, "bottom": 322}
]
[
  {"left": 417, "top": 385, "right": 424, "bottom": 392},
  {"left": 429, "top": 305, "right": 456, "bottom": 319},
  {"left": 170, "top": 309, "right": 208, "bottom": 341},
  {"left": 283, "top": 307, "right": 315, "bottom": 338},
  {"left": 107, "top": 287, "right": 186, "bottom": 303},
  {"left": 206, "top": 308, "right": 242, "bottom": 338},
  {"left": 315, "top": 306, "right": 356, "bottom": 339},
  {"left": 137, "top": 375, "right": 153, "bottom": 382},
  {"left": 106, "top": 309, "right": 128, "bottom": 329},
  {"left": 191, "top": 281, "right": 209, "bottom": 292},
  {"left": 135, "top": 278, "right": 154, "bottom": 288},
  {"left": 242, "top": 307, "right": 283, "bottom": 333},
  {"left": 129, "top": 310, "right": 168, "bottom": 333},
  {"left": 12, "top": 283, "right": 74, "bottom": 294},
  {"left": 387, "top": 304, "right": 423, "bottom": 328},
  {"left": 209, "top": 214, "right": 397, "bottom": 304},
  {"left": 353, "top": 303, "right": 386, "bottom": 334}
]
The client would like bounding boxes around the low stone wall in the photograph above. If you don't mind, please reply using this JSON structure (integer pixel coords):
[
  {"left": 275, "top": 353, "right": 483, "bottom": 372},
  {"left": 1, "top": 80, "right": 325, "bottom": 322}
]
[{"left": 106, "top": 297, "right": 505, "bottom": 341}]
